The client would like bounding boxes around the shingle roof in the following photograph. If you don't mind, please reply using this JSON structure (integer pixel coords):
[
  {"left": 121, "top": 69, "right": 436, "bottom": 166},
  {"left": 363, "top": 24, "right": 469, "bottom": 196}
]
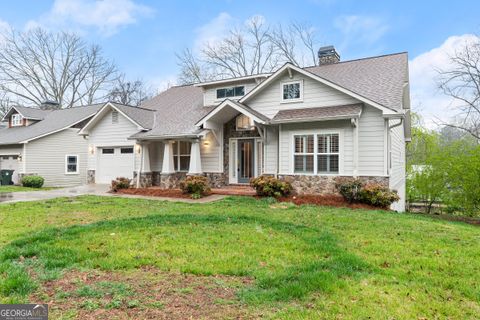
[
  {"left": 132, "top": 85, "right": 214, "bottom": 138},
  {"left": 271, "top": 104, "right": 363, "bottom": 123},
  {"left": 108, "top": 102, "right": 155, "bottom": 129},
  {"left": 305, "top": 52, "right": 408, "bottom": 111},
  {"left": 2, "top": 105, "right": 53, "bottom": 121},
  {"left": 0, "top": 104, "right": 103, "bottom": 145}
]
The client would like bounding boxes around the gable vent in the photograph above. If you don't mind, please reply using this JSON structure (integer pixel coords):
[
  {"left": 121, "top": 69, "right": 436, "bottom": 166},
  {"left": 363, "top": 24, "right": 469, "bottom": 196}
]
[{"left": 112, "top": 110, "right": 119, "bottom": 124}]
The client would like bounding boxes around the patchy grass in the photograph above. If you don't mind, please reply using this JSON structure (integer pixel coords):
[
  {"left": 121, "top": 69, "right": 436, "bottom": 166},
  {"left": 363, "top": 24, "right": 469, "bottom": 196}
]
[
  {"left": 0, "top": 196, "right": 479, "bottom": 319},
  {"left": 0, "top": 186, "right": 57, "bottom": 193}
]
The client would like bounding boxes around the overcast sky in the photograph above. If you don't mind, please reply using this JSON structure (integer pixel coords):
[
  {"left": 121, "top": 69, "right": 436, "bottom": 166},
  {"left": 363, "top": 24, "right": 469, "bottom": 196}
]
[{"left": 0, "top": 0, "right": 479, "bottom": 127}]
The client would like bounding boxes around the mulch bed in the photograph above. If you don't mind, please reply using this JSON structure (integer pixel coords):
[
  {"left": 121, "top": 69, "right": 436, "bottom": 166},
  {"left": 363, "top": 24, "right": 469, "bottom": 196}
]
[
  {"left": 278, "top": 194, "right": 383, "bottom": 210},
  {"left": 116, "top": 188, "right": 200, "bottom": 199}
]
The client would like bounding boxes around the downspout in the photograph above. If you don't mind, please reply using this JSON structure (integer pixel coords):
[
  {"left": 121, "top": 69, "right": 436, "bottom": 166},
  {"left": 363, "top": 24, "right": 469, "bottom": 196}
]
[
  {"left": 276, "top": 124, "right": 281, "bottom": 178},
  {"left": 386, "top": 118, "right": 404, "bottom": 175},
  {"left": 136, "top": 142, "right": 143, "bottom": 188}
]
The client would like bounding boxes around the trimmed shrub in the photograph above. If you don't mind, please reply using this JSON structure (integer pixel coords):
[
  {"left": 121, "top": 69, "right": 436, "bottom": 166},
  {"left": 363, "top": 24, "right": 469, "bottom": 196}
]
[
  {"left": 179, "top": 175, "right": 210, "bottom": 198},
  {"left": 21, "top": 175, "right": 44, "bottom": 188},
  {"left": 358, "top": 183, "right": 400, "bottom": 208},
  {"left": 250, "top": 175, "right": 292, "bottom": 198},
  {"left": 335, "top": 178, "right": 362, "bottom": 203},
  {"left": 111, "top": 177, "right": 131, "bottom": 192}
]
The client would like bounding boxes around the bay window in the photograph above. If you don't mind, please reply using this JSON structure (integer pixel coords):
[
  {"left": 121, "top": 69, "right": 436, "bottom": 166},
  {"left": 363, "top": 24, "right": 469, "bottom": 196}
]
[
  {"left": 293, "top": 133, "right": 340, "bottom": 175},
  {"left": 172, "top": 141, "right": 191, "bottom": 171}
]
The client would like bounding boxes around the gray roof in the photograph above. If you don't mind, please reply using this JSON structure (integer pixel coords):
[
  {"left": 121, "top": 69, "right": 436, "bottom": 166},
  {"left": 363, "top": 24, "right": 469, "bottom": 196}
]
[
  {"left": 0, "top": 104, "right": 103, "bottom": 145},
  {"left": 271, "top": 104, "right": 362, "bottom": 123},
  {"left": 305, "top": 52, "right": 408, "bottom": 111},
  {"left": 132, "top": 85, "right": 214, "bottom": 139},
  {"left": 3, "top": 105, "right": 53, "bottom": 121},
  {"left": 108, "top": 102, "right": 155, "bottom": 129}
]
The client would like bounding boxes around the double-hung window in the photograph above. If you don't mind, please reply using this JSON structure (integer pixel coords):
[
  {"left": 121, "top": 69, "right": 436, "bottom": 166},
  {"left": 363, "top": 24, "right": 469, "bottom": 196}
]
[
  {"left": 317, "top": 134, "right": 339, "bottom": 174},
  {"left": 294, "top": 135, "right": 314, "bottom": 173},
  {"left": 11, "top": 114, "right": 23, "bottom": 126},
  {"left": 173, "top": 141, "right": 191, "bottom": 171},
  {"left": 65, "top": 155, "right": 79, "bottom": 174}
]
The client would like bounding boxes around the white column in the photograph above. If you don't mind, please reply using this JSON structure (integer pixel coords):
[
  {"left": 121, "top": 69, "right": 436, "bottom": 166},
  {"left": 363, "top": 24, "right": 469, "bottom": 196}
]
[
  {"left": 161, "top": 140, "right": 175, "bottom": 174},
  {"left": 353, "top": 118, "right": 359, "bottom": 177},
  {"left": 141, "top": 143, "right": 151, "bottom": 172},
  {"left": 188, "top": 140, "right": 203, "bottom": 174}
]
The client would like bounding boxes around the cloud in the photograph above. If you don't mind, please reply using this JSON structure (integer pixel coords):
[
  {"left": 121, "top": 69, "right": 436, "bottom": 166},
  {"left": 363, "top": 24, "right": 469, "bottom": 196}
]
[
  {"left": 194, "top": 12, "right": 234, "bottom": 51},
  {"left": 0, "top": 19, "right": 11, "bottom": 44},
  {"left": 28, "top": 0, "right": 153, "bottom": 36},
  {"left": 409, "top": 34, "right": 478, "bottom": 128},
  {"left": 334, "top": 15, "right": 389, "bottom": 53}
]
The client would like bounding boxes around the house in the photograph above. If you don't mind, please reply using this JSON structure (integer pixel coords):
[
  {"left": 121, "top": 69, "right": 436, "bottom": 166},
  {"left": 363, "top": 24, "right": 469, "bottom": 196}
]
[
  {"left": 0, "top": 104, "right": 103, "bottom": 186},
  {"left": 80, "top": 47, "right": 411, "bottom": 211}
]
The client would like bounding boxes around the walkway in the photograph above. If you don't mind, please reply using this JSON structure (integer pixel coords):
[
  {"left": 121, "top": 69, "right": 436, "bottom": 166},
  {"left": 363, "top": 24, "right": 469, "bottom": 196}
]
[{"left": 211, "top": 185, "right": 256, "bottom": 196}]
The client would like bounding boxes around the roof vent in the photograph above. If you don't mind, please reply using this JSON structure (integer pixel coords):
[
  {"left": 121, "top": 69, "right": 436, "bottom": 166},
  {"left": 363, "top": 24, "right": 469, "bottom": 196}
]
[
  {"left": 40, "top": 100, "right": 60, "bottom": 110},
  {"left": 318, "top": 45, "right": 340, "bottom": 65}
]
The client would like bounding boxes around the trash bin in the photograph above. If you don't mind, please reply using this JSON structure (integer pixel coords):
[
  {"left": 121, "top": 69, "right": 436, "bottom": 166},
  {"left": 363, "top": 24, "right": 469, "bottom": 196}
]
[{"left": 0, "top": 170, "right": 14, "bottom": 185}]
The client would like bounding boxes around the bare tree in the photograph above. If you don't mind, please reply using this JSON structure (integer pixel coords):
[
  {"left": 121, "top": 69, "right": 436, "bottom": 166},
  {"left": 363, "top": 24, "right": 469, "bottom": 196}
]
[
  {"left": 437, "top": 35, "right": 480, "bottom": 140},
  {"left": 0, "top": 92, "right": 14, "bottom": 118},
  {"left": 0, "top": 28, "right": 118, "bottom": 109},
  {"left": 177, "top": 18, "right": 320, "bottom": 84},
  {"left": 107, "top": 74, "right": 152, "bottom": 106}
]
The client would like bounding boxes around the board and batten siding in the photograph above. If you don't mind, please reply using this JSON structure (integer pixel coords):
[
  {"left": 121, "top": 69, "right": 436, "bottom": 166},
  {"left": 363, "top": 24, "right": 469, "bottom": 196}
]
[
  {"left": 203, "top": 81, "right": 258, "bottom": 106},
  {"left": 25, "top": 128, "right": 88, "bottom": 187},
  {"left": 278, "top": 120, "right": 353, "bottom": 175},
  {"left": 87, "top": 109, "right": 139, "bottom": 170},
  {"left": 389, "top": 120, "right": 406, "bottom": 211},
  {"left": 357, "top": 106, "right": 385, "bottom": 176},
  {"left": 247, "top": 71, "right": 359, "bottom": 119},
  {"left": 200, "top": 131, "right": 222, "bottom": 172}
]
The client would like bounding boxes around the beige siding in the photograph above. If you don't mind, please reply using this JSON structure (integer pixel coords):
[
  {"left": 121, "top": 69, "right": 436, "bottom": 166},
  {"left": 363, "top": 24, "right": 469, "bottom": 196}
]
[
  {"left": 25, "top": 128, "right": 88, "bottom": 187},
  {"left": 358, "top": 106, "right": 385, "bottom": 176},
  {"left": 247, "top": 70, "right": 359, "bottom": 119},
  {"left": 264, "top": 126, "right": 278, "bottom": 174},
  {"left": 203, "top": 81, "right": 258, "bottom": 106},
  {"left": 201, "top": 131, "right": 222, "bottom": 172},
  {"left": 278, "top": 120, "right": 353, "bottom": 175},
  {"left": 389, "top": 120, "right": 406, "bottom": 211},
  {"left": 88, "top": 110, "right": 139, "bottom": 170}
]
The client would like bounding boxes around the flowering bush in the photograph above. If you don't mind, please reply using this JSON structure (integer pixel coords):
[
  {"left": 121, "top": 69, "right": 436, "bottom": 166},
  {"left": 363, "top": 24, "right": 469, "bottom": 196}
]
[
  {"left": 250, "top": 176, "right": 292, "bottom": 198},
  {"left": 335, "top": 178, "right": 362, "bottom": 203},
  {"left": 111, "top": 177, "right": 131, "bottom": 192},
  {"left": 179, "top": 175, "right": 210, "bottom": 198},
  {"left": 359, "top": 183, "right": 400, "bottom": 208}
]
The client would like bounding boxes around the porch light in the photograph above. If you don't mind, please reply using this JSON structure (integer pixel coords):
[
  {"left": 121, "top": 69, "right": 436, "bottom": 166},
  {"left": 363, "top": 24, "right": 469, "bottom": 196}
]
[
  {"left": 203, "top": 140, "right": 210, "bottom": 146},
  {"left": 88, "top": 145, "right": 95, "bottom": 155},
  {"left": 17, "top": 155, "right": 22, "bottom": 162},
  {"left": 135, "top": 144, "right": 142, "bottom": 154}
]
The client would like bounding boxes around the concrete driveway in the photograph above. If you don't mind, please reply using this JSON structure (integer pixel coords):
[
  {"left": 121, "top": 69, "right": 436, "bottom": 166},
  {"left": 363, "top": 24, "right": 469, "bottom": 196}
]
[{"left": 0, "top": 184, "right": 110, "bottom": 204}]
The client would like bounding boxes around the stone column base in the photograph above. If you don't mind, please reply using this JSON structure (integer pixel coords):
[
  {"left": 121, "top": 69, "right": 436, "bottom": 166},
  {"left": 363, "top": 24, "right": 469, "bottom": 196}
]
[{"left": 133, "top": 171, "right": 153, "bottom": 188}]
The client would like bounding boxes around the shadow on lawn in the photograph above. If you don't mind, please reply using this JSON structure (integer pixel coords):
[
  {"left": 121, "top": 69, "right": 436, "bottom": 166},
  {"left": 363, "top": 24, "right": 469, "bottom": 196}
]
[{"left": 0, "top": 213, "right": 372, "bottom": 304}]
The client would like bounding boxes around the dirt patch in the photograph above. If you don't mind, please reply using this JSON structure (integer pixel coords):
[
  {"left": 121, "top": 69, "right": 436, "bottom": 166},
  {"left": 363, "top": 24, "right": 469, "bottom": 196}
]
[
  {"left": 31, "top": 267, "right": 259, "bottom": 319},
  {"left": 278, "top": 194, "right": 383, "bottom": 210},
  {"left": 116, "top": 188, "right": 196, "bottom": 199},
  {"left": 411, "top": 212, "right": 480, "bottom": 226}
]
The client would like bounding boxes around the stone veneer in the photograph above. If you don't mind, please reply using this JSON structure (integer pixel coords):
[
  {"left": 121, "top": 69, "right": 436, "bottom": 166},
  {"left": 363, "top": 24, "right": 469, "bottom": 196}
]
[
  {"left": 223, "top": 117, "right": 260, "bottom": 184},
  {"left": 158, "top": 172, "right": 187, "bottom": 189},
  {"left": 87, "top": 170, "right": 95, "bottom": 184},
  {"left": 133, "top": 171, "right": 153, "bottom": 188},
  {"left": 278, "top": 175, "right": 389, "bottom": 195}
]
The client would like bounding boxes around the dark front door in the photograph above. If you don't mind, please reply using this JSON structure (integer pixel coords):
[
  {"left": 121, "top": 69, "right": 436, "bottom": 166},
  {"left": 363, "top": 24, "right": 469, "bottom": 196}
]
[{"left": 238, "top": 139, "right": 254, "bottom": 183}]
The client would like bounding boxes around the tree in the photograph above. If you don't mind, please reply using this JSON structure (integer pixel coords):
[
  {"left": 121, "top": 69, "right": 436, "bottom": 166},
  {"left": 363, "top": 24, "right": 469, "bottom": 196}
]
[
  {"left": 107, "top": 74, "right": 152, "bottom": 106},
  {"left": 176, "top": 17, "right": 320, "bottom": 84},
  {"left": 437, "top": 34, "right": 480, "bottom": 140},
  {"left": 0, "top": 27, "right": 118, "bottom": 109}
]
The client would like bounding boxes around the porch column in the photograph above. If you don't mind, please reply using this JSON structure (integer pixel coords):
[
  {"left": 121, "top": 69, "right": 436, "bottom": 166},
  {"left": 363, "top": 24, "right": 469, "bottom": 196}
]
[
  {"left": 352, "top": 118, "right": 359, "bottom": 177},
  {"left": 188, "top": 139, "right": 203, "bottom": 174},
  {"left": 141, "top": 143, "right": 151, "bottom": 172},
  {"left": 161, "top": 140, "right": 175, "bottom": 174}
]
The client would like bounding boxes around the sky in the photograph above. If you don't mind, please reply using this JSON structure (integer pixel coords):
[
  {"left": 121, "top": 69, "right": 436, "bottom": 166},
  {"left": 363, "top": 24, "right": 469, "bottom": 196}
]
[{"left": 0, "top": 0, "right": 479, "bottom": 127}]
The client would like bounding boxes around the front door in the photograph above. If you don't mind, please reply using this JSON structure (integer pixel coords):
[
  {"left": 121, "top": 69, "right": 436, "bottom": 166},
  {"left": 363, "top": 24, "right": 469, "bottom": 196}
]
[{"left": 237, "top": 139, "right": 255, "bottom": 183}]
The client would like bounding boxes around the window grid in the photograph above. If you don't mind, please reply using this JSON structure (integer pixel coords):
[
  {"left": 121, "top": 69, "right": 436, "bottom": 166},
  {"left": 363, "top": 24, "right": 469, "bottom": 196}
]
[
  {"left": 172, "top": 141, "right": 191, "bottom": 172},
  {"left": 293, "top": 135, "right": 314, "bottom": 173},
  {"left": 293, "top": 133, "right": 340, "bottom": 175},
  {"left": 11, "top": 114, "right": 22, "bottom": 126},
  {"left": 66, "top": 155, "right": 78, "bottom": 174},
  {"left": 216, "top": 86, "right": 245, "bottom": 99},
  {"left": 282, "top": 81, "right": 302, "bottom": 101}
]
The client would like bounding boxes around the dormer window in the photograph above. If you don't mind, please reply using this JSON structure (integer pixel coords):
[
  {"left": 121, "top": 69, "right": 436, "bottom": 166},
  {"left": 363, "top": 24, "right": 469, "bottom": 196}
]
[
  {"left": 11, "top": 114, "right": 23, "bottom": 126},
  {"left": 236, "top": 114, "right": 254, "bottom": 131},
  {"left": 216, "top": 86, "right": 245, "bottom": 99},
  {"left": 281, "top": 80, "right": 303, "bottom": 102}
]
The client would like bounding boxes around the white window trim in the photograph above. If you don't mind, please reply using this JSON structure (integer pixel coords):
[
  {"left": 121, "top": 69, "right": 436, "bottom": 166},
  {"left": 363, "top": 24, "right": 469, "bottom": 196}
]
[
  {"left": 65, "top": 154, "right": 79, "bottom": 175},
  {"left": 293, "top": 135, "right": 315, "bottom": 174},
  {"left": 317, "top": 133, "right": 340, "bottom": 174},
  {"left": 173, "top": 141, "right": 191, "bottom": 172},
  {"left": 11, "top": 113, "right": 23, "bottom": 126},
  {"left": 215, "top": 85, "right": 246, "bottom": 101},
  {"left": 280, "top": 80, "right": 303, "bottom": 104},
  {"left": 290, "top": 129, "right": 344, "bottom": 176}
]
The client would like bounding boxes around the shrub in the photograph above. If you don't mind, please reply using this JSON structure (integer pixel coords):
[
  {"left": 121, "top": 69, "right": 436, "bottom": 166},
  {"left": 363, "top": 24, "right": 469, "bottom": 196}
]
[
  {"left": 111, "top": 177, "right": 131, "bottom": 192},
  {"left": 250, "top": 176, "right": 292, "bottom": 198},
  {"left": 21, "top": 175, "right": 44, "bottom": 188},
  {"left": 179, "top": 175, "right": 210, "bottom": 198},
  {"left": 358, "top": 183, "right": 400, "bottom": 208},
  {"left": 335, "top": 178, "right": 362, "bottom": 203}
]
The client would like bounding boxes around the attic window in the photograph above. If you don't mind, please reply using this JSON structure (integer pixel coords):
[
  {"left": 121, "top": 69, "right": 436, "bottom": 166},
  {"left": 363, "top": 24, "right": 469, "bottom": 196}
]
[
  {"left": 236, "top": 114, "right": 254, "bottom": 131},
  {"left": 282, "top": 80, "right": 302, "bottom": 102},
  {"left": 216, "top": 86, "right": 245, "bottom": 99},
  {"left": 11, "top": 114, "right": 23, "bottom": 126},
  {"left": 112, "top": 110, "right": 119, "bottom": 124}
]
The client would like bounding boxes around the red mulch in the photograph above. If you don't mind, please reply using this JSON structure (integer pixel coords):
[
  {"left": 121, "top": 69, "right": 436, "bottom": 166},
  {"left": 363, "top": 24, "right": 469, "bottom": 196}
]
[
  {"left": 278, "top": 194, "right": 384, "bottom": 210},
  {"left": 116, "top": 188, "right": 196, "bottom": 199}
]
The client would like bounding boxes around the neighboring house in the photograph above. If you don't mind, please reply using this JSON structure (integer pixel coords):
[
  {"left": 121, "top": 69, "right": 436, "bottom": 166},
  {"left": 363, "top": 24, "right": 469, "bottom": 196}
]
[
  {"left": 80, "top": 47, "right": 411, "bottom": 211},
  {"left": 0, "top": 104, "right": 103, "bottom": 186}
]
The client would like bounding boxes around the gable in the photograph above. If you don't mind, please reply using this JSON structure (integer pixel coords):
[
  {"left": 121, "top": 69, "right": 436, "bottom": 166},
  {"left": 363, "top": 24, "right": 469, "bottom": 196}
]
[
  {"left": 88, "top": 109, "right": 140, "bottom": 146},
  {"left": 247, "top": 69, "right": 360, "bottom": 119}
]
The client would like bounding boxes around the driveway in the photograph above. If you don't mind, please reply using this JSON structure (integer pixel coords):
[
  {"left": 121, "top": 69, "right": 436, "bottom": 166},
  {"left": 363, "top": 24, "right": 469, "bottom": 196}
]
[{"left": 0, "top": 184, "right": 225, "bottom": 204}]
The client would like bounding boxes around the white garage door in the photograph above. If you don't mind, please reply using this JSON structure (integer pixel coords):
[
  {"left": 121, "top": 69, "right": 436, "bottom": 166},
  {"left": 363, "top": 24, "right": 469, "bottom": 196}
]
[
  {"left": 96, "top": 146, "right": 135, "bottom": 184},
  {"left": 0, "top": 155, "right": 20, "bottom": 184}
]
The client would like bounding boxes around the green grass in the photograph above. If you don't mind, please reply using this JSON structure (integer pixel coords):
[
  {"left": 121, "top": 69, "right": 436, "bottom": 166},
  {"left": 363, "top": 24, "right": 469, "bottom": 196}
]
[
  {"left": 0, "top": 186, "right": 57, "bottom": 193},
  {"left": 0, "top": 196, "right": 479, "bottom": 318}
]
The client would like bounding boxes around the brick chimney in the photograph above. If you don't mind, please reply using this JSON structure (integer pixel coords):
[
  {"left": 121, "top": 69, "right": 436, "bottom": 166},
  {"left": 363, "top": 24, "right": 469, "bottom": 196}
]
[{"left": 318, "top": 45, "right": 340, "bottom": 65}]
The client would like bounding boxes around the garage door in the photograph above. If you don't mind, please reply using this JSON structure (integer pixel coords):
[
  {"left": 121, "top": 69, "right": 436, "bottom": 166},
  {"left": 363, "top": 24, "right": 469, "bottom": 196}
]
[
  {"left": 0, "top": 155, "right": 20, "bottom": 184},
  {"left": 96, "top": 147, "right": 134, "bottom": 184}
]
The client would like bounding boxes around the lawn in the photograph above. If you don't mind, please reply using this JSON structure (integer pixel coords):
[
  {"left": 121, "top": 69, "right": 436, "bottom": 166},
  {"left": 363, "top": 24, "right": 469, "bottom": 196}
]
[
  {"left": 0, "top": 196, "right": 478, "bottom": 319},
  {"left": 0, "top": 186, "right": 56, "bottom": 193}
]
